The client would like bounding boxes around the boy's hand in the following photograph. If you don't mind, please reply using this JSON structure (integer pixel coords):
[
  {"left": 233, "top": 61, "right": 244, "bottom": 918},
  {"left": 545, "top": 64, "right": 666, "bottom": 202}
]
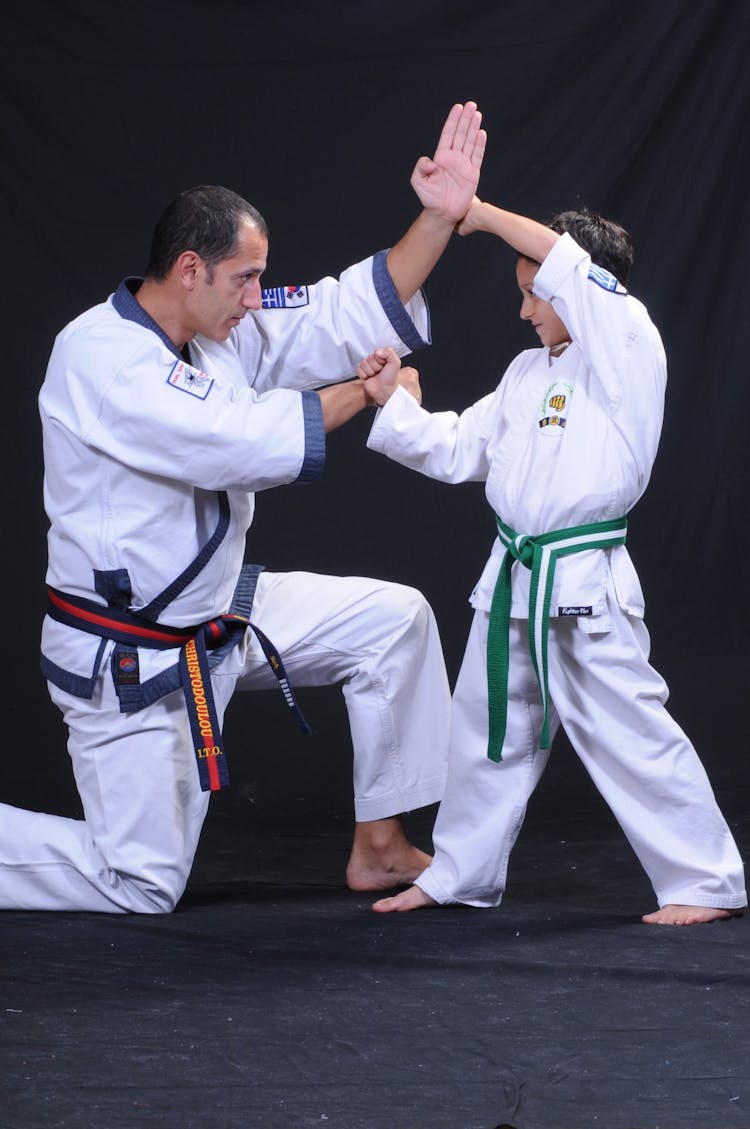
[
  {"left": 357, "top": 347, "right": 406, "bottom": 407},
  {"left": 357, "top": 347, "right": 423, "bottom": 408},
  {"left": 357, "top": 347, "right": 400, "bottom": 406},
  {"left": 411, "top": 102, "right": 486, "bottom": 224},
  {"left": 396, "top": 366, "right": 423, "bottom": 405}
]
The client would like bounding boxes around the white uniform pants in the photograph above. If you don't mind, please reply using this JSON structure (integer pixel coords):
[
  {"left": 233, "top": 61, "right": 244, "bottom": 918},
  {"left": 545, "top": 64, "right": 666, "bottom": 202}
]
[
  {"left": 417, "top": 593, "right": 746, "bottom": 910},
  {"left": 0, "top": 572, "right": 449, "bottom": 913}
]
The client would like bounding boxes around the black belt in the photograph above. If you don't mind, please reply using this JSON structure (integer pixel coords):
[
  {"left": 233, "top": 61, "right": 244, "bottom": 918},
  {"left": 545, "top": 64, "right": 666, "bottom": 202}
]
[{"left": 46, "top": 586, "right": 310, "bottom": 791}]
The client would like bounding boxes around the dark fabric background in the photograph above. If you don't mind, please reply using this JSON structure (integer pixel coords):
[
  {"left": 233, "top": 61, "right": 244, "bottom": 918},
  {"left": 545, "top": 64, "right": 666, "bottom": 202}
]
[
  {"left": 2, "top": 0, "right": 748, "bottom": 818},
  {"left": 2, "top": 7, "right": 750, "bottom": 1129}
]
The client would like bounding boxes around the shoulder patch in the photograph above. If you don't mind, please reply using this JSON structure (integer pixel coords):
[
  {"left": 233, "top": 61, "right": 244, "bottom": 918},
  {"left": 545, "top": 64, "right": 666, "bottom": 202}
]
[
  {"left": 261, "top": 284, "right": 310, "bottom": 309},
  {"left": 167, "top": 359, "right": 214, "bottom": 400},
  {"left": 588, "top": 263, "right": 628, "bottom": 295}
]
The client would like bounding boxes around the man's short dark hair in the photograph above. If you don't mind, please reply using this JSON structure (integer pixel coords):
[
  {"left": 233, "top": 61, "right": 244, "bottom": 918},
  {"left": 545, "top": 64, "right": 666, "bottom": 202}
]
[
  {"left": 144, "top": 185, "right": 268, "bottom": 280},
  {"left": 547, "top": 208, "right": 634, "bottom": 285}
]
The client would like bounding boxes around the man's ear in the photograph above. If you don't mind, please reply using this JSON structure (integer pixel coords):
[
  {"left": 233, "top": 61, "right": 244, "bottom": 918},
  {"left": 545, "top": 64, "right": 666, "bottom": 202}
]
[{"left": 176, "top": 250, "right": 201, "bottom": 290}]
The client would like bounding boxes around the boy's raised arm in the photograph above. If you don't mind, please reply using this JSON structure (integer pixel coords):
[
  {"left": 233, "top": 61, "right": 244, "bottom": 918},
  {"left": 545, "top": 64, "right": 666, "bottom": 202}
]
[{"left": 458, "top": 198, "right": 559, "bottom": 264}]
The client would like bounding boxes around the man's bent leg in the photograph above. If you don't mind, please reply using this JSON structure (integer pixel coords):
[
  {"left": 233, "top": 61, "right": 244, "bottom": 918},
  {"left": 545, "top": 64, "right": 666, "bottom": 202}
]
[{"left": 236, "top": 571, "right": 451, "bottom": 888}]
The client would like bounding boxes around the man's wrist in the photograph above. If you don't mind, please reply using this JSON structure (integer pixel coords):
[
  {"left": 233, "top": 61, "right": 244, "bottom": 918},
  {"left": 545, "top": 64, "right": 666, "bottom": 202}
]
[{"left": 419, "top": 206, "right": 462, "bottom": 233}]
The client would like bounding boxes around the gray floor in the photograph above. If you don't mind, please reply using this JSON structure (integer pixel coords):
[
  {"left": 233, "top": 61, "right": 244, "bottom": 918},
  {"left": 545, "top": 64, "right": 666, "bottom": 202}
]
[{"left": 1, "top": 690, "right": 748, "bottom": 1129}]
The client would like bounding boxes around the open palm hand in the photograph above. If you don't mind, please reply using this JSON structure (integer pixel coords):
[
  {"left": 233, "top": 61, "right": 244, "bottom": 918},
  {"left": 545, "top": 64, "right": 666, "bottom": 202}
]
[{"left": 411, "top": 101, "right": 486, "bottom": 223}]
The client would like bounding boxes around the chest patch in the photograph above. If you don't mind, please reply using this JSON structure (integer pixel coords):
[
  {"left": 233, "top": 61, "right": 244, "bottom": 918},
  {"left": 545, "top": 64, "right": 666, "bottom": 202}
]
[
  {"left": 167, "top": 360, "right": 214, "bottom": 400},
  {"left": 538, "top": 380, "right": 573, "bottom": 433},
  {"left": 261, "top": 284, "right": 310, "bottom": 309}
]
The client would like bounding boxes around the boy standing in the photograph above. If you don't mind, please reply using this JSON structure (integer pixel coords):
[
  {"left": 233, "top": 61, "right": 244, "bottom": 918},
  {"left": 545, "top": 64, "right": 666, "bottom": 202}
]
[{"left": 357, "top": 198, "right": 746, "bottom": 925}]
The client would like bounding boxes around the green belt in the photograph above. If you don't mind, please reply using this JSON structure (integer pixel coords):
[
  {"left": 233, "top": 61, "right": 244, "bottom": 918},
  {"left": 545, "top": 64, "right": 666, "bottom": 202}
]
[{"left": 487, "top": 515, "right": 628, "bottom": 762}]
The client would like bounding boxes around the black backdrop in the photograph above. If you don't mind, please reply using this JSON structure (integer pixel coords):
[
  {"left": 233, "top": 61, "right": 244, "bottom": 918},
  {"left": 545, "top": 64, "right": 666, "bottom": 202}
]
[{"left": 2, "top": 0, "right": 749, "bottom": 821}]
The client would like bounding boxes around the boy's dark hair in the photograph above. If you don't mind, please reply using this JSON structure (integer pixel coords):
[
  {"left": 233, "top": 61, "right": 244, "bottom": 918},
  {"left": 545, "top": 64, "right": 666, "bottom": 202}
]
[
  {"left": 547, "top": 208, "right": 634, "bottom": 285},
  {"left": 145, "top": 185, "right": 268, "bottom": 280}
]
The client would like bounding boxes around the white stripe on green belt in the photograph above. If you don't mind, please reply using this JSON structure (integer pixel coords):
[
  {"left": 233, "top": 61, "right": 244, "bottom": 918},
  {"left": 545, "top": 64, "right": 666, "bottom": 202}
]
[{"left": 487, "top": 515, "right": 628, "bottom": 761}]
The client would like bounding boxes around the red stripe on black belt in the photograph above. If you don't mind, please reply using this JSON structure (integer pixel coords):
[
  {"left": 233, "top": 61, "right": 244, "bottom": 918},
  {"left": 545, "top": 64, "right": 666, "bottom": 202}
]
[{"left": 46, "top": 586, "right": 311, "bottom": 792}]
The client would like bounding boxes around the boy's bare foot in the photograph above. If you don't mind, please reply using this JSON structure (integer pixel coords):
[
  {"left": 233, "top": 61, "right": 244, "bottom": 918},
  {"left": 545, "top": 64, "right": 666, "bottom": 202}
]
[
  {"left": 642, "top": 904, "right": 744, "bottom": 926},
  {"left": 372, "top": 884, "right": 437, "bottom": 913},
  {"left": 346, "top": 816, "right": 432, "bottom": 892}
]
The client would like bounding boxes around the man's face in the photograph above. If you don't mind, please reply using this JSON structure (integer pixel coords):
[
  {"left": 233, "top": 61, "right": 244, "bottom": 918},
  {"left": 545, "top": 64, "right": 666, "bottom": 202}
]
[
  {"left": 516, "top": 257, "right": 569, "bottom": 349},
  {"left": 190, "top": 219, "right": 268, "bottom": 341}
]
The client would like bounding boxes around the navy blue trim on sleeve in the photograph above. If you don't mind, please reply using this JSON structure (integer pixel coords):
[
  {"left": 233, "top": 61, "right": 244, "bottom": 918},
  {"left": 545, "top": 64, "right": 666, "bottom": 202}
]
[
  {"left": 298, "top": 390, "right": 326, "bottom": 483},
  {"left": 372, "top": 251, "right": 431, "bottom": 354}
]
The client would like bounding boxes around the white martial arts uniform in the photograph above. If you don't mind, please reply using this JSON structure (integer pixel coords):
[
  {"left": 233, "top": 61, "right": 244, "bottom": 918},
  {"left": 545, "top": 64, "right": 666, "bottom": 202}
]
[
  {"left": 0, "top": 252, "right": 450, "bottom": 913},
  {"left": 367, "top": 233, "right": 746, "bottom": 911}
]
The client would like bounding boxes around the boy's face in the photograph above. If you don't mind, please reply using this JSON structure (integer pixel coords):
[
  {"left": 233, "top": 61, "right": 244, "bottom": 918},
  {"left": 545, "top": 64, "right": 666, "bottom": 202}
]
[{"left": 516, "top": 257, "right": 569, "bottom": 350}]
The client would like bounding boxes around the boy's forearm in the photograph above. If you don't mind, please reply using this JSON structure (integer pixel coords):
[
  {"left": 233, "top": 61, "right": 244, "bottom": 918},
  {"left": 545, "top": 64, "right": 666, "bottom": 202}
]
[{"left": 464, "top": 200, "right": 559, "bottom": 263}]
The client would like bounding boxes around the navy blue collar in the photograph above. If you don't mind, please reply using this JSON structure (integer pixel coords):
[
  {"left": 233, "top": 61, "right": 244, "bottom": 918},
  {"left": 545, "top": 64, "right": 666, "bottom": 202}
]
[{"left": 112, "top": 277, "right": 184, "bottom": 361}]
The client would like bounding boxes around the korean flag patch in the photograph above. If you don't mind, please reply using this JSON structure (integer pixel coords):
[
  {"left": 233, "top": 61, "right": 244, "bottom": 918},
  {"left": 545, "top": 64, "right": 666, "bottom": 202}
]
[
  {"left": 588, "top": 263, "right": 628, "bottom": 295},
  {"left": 167, "top": 360, "right": 214, "bottom": 400},
  {"left": 261, "top": 284, "right": 310, "bottom": 309}
]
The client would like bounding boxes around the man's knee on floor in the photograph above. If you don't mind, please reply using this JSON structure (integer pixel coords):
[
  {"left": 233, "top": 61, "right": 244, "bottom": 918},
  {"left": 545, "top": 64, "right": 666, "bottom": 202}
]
[{"left": 111, "top": 867, "right": 188, "bottom": 914}]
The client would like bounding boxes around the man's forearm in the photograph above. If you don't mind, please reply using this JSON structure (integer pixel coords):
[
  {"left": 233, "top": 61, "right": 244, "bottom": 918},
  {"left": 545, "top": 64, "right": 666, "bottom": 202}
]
[
  {"left": 385, "top": 209, "right": 457, "bottom": 305},
  {"left": 317, "top": 380, "right": 373, "bottom": 432}
]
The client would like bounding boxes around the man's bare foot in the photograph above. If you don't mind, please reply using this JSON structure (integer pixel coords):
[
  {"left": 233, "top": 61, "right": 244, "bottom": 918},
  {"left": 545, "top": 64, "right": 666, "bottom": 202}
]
[
  {"left": 372, "top": 884, "right": 437, "bottom": 913},
  {"left": 642, "top": 904, "right": 745, "bottom": 926},
  {"left": 346, "top": 816, "right": 432, "bottom": 892}
]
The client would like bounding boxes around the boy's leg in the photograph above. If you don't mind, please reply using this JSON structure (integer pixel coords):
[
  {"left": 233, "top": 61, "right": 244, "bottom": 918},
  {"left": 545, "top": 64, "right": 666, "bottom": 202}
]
[
  {"left": 234, "top": 570, "right": 451, "bottom": 889},
  {"left": 549, "top": 599, "right": 747, "bottom": 923},
  {"left": 376, "top": 611, "right": 553, "bottom": 911}
]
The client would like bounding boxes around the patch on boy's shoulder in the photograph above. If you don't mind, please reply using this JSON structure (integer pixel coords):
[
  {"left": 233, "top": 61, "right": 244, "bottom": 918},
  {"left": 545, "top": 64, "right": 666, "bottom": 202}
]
[
  {"left": 261, "top": 284, "right": 310, "bottom": 309},
  {"left": 167, "top": 360, "right": 214, "bottom": 400},
  {"left": 588, "top": 264, "right": 628, "bottom": 295}
]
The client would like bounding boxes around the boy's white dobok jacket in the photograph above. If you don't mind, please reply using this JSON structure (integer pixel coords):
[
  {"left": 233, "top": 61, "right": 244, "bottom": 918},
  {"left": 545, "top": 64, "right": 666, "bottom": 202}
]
[{"left": 368, "top": 232, "right": 667, "bottom": 627}]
